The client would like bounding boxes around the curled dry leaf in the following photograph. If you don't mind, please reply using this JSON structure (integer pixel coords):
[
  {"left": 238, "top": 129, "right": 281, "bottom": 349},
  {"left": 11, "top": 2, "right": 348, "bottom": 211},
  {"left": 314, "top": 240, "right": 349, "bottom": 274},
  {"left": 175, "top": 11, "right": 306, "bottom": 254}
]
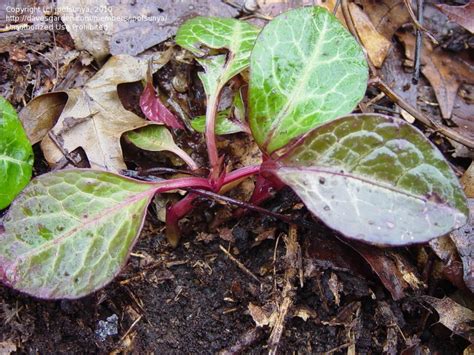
[
  {"left": 40, "top": 54, "right": 167, "bottom": 172},
  {"left": 398, "top": 32, "right": 474, "bottom": 119},
  {"left": 429, "top": 235, "right": 466, "bottom": 290},
  {"left": 348, "top": 240, "right": 421, "bottom": 300},
  {"left": 348, "top": 3, "right": 391, "bottom": 68},
  {"left": 422, "top": 296, "right": 474, "bottom": 343},
  {"left": 461, "top": 162, "right": 474, "bottom": 198},
  {"left": 19, "top": 92, "right": 68, "bottom": 144},
  {"left": 359, "top": 0, "right": 410, "bottom": 41},
  {"left": 248, "top": 302, "right": 276, "bottom": 328},
  {"left": 436, "top": 1, "right": 474, "bottom": 34}
]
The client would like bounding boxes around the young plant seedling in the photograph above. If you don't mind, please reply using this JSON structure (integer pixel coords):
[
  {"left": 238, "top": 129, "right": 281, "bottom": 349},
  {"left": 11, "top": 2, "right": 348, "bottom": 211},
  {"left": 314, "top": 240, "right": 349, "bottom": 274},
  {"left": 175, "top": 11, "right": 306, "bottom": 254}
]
[{"left": 0, "top": 6, "right": 468, "bottom": 299}]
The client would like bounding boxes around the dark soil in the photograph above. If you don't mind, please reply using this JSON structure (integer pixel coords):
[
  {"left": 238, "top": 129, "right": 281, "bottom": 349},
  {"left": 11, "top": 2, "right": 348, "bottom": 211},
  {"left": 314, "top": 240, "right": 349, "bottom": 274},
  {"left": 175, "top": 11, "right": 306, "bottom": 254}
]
[{"left": 0, "top": 189, "right": 471, "bottom": 353}]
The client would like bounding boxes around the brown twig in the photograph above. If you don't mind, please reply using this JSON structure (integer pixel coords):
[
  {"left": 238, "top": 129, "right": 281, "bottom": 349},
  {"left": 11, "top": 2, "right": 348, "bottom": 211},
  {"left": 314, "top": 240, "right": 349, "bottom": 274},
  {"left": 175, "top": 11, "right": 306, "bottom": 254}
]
[
  {"left": 267, "top": 225, "right": 299, "bottom": 355},
  {"left": 373, "top": 79, "right": 474, "bottom": 149},
  {"left": 219, "top": 245, "right": 261, "bottom": 284},
  {"left": 119, "top": 315, "right": 142, "bottom": 342},
  {"left": 47, "top": 131, "right": 82, "bottom": 167},
  {"left": 333, "top": 0, "right": 342, "bottom": 15},
  {"left": 403, "top": 0, "right": 438, "bottom": 44},
  {"left": 341, "top": 0, "right": 474, "bottom": 149},
  {"left": 413, "top": 0, "right": 424, "bottom": 84}
]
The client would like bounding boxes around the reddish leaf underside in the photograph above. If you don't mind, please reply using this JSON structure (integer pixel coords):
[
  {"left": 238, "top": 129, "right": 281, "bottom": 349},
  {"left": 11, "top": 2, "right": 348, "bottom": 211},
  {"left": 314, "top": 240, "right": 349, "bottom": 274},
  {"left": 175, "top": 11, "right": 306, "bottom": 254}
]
[{"left": 140, "top": 82, "right": 184, "bottom": 129}]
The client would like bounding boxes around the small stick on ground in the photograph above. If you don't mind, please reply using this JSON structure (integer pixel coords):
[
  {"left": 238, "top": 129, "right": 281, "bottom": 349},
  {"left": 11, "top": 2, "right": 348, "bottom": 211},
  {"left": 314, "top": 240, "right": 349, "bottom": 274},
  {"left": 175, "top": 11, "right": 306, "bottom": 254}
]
[
  {"left": 219, "top": 245, "right": 261, "bottom": 284},
  {"left": 412, "top": 0, "right": 424, "bottom": 83},
  {"left": 48, "top": 131, "right": 82, "bottom": 167},
  {"left": 119, "top": 315, "right": 142, "bottom": 343},
  {"left": 403, "top": 0, "right": 437, "bottom": 44},
  {"left": 333, "top": 0, "right": 342, "bottom": 15},
  {"left": 341, "top": 0, "right": 474, "bottom": 149},
  {"left": 374, "top": 79, "right": 474, "bottom": 149},
  {"left": 267, "top": 224, "right": 300, "bottom": 355}
]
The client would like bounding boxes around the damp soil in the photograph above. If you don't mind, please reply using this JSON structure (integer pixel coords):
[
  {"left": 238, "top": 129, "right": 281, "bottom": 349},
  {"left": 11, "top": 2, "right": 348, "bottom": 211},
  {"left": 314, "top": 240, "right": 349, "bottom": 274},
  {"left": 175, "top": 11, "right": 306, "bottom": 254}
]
[{"left": 0, "top": 189, "right": 470, "bottom": 353}]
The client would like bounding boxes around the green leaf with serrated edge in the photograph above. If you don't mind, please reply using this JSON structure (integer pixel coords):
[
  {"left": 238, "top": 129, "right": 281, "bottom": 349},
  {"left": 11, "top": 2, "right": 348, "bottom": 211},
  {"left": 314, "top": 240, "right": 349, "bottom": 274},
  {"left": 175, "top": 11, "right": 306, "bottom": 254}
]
[
  {"left": 263, "top": 114, "right": 468, "bottom": 246},
  {"left": 176, "top": 17, "right": 260, "bottom": 96},
  {"left": 126, "top": 125, "right": 197, "bottom": 169},
  {"left": 0, "top": 96, "right": 34, "bottom": 209},
  {"left": 0, "top": 170, "right": 157, "bottom": 299},
  {"left": 249, "top": 6, "right": 369, "bottom": 155}
]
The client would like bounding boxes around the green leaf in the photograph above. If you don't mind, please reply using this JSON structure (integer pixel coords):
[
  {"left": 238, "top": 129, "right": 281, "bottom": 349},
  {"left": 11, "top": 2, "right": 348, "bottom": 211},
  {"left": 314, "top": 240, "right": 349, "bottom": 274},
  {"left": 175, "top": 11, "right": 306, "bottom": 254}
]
[
  {"left": 0, "top": 96, "right": 34, "bottom": 209},
  {"left": 0, "top": 170, "right": 156, "bottom": 299},
  {"left": 249, "top": 6, "right": 369, "bottom": 155},
  {"left": 192, "top": 109, "right": 243, "bottom": 135},
  {"left": 126, "top": 125, "right": 198, "bottom": 170},
  {"left": 191, "top": 91, "right": 248, "bottom": 135},
  {"left": 175, "top": 17, "right": 260, "bottom": 96},
  {"left": 265, "top": 114, "right": 468, "bottom": 245}
]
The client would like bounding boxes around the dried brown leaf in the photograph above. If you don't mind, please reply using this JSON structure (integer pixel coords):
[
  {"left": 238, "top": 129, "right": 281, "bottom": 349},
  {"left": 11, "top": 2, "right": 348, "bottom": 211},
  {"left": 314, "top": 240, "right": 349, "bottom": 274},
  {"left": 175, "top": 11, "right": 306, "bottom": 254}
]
[
  {"left": 349, "top": 3, "right": 391, "bottom": 67},
  {"left": 429, "top": 235, "right": 465, "bottom": 290},
  {"left": 437, "top": 1, "right": 474, "bottom": 34},
  {"left": 461, "top": 162, "right": 474, "bottom": 198},
  {"left": 58, "top": 0, "right": 238, "bottom": 61},
  {"left": 450, "top": 199, "right": 474, "bottom": 293},
  {"left": 349, "top": 241, "right": 423, "bottom": 300},
  {"left": 40, "top": 54, "right": 165, "bottom": 172},
  {"left": 398, "top": 32, "right": 474, "bottom": 119},
  {"left": 248, "top": 302, "right": 276, "bottom": 327},
  {"left": 328, "top": 272, "right": 343, "bottom": 306},
  {"left": 19, "top": 92, "right": 68, "bottom": 144},
  {"left": 422, "top": 296, "right": 474, "bottom": 342},
  {"left": 359, "top": 0, "right": 410, "bottom": 41}
]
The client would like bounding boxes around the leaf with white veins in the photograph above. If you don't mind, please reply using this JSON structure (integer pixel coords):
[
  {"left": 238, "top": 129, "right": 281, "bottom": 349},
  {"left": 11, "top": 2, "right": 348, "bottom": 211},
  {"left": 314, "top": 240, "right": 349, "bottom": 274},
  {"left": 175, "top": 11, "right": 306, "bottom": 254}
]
[
  {"left": 249, "top": 6, "right": 368, "bottom": 155},
  {"left": 176, "top": 17, "right": 260, "bottom": 98},
  {"left": 0, "top": 170, "right": 157, "bottom": 299},
  {"left": 126, "top": 125, "right": 197, "bottom": 169},
  {"left": 191, "top": 89, "right": 249, "bottom": 135},
  {"left": 0, "top": 97, "right": 34, "bottom": 209},
  {"left": 264, "top": 114, "right": 468, "bottom": 245}
]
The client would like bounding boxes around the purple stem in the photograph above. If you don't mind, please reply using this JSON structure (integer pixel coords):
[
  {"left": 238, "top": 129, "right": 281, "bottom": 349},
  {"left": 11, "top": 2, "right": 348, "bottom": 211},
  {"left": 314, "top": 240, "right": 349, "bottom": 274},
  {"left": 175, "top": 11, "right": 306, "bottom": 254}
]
[
  {"left": 223, "top": 165, "right": 261, "bottom": 185},
  {"left": 153, "top": 176, "right": 211, "bottom": 194}
]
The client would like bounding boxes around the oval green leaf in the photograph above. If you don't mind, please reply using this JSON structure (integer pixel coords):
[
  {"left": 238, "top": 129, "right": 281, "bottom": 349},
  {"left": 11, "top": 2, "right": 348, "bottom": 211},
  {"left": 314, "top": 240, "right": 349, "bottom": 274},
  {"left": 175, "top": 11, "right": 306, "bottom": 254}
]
[
  {"left": 265, "top": 114, "right": 468, "bottom": 245},
  {"left": 0, "top": 96, "right": 34, "bottom": 209},
  {"left": 0, "top": 170, "right": 157, "bottom": 299},
  {"left": 126, "top": 125, "right": 198, "bottom": 170},
  {"left": 249, "top": 6, "right": 369, "bottom": 155}
]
